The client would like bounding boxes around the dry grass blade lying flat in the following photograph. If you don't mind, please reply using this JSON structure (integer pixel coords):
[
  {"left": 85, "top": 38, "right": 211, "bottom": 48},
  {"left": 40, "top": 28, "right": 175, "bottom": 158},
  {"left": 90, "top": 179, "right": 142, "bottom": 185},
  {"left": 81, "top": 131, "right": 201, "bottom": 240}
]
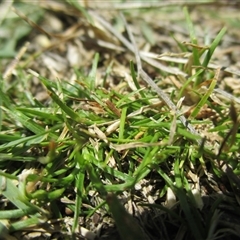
[
  {"left": 83, "top": 0, "right": 240, "bottom": 10},
  {"left": 1, "top": 1, "right": 240, "bottom": 240}
]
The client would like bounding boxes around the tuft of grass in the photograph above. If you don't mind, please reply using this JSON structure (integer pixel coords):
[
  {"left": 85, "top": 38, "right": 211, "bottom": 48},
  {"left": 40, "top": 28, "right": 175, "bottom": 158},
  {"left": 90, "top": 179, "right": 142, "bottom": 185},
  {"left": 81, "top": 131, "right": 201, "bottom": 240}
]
[{"left": 1, "top": 1, "right": 240, "bottom": 239}]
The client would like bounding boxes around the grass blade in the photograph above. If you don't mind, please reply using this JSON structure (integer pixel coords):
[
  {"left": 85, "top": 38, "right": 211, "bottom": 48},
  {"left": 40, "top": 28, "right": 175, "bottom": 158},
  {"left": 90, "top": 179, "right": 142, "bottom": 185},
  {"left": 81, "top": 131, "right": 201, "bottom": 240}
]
[
  {"left": 183, "top": 7, "right": 200, "bottom": 66},
  {"left": 88, "top": 52, "right": 99, "bottom": 90},
  {"left": 72, "top": 150, "right": 86, "bottom": 233},
  {"left": 190, "top": 77, "right": 217, "bottom": 118},
  {"left": 174, "top": 158, "right": 204, "bottom": 240},
  {"left": 202, "top": 27, "right": 227, "bottom": 68},
  {"left": 106, "top": 194, "right": 150, "bottom": 240}
]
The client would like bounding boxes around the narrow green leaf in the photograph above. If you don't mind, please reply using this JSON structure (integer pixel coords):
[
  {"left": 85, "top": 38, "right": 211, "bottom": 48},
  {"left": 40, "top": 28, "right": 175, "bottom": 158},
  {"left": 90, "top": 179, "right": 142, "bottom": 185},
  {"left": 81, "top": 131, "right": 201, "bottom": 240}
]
[
  {"left": 183, "top": 7, "right": 200, "bottom": 66},
  {"left": 119, "top": 107, "right": 127, "bottom": 140},
  {"left": 66, "top": 0, "right": 93, "bottom": 24},
  {"left": 16, "top": 107, "right": 62, "bottom": 121},
  {"left": 190, "top": 79, "right": 217, "bottom": 118},
  {"left": 9, "top": 216, "right": 44, "bottom": 232},
  {"left": 86, "top": 163, "right": 107, "bottom": 197},
  {"left": 2, "top": 107, "right": 57, "bottom": 139},
  {"left": 48, "top": 91, "right": 81, "bottom": 122},
  {"left": 88, "top": 52, "right": 99, "bottom": 90},
  {"left": 196, "top": 27, "right": 226, "bottom": 85},
  {"left": 0, "top": 176, "right": 36, "bottom": 213},
  {"left": 48, "top": 188, "right": 65, "bottom": 200},
  {"left": 106, "top": 194, "right": 149, "bottom": 240},
  {"left": 202, "top": 27, "right": 227, "bottom": 68},
  {"left": 130, "top": 61, "right": 147, "bottom": 99},
  {"left": 72, "top": 150, "right": 86, "bottom": 233},
  {"left": 174, "top": 158, "right": 204, "bottom": 240},
  {"left": 38, "top": 75, "right": 84, "bottom": 123},
  {"left": 178, "top": 69, "right": 204, "bottom": 100},
  {"left": 0, "top": 208, "right": 36, "bottom": 219}
]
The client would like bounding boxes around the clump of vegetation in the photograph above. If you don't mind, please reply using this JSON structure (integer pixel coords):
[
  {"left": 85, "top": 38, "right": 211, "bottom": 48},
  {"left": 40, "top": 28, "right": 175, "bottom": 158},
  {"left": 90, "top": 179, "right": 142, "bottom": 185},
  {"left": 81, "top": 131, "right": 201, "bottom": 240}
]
[{"left": 0, "top": 1, "right": 240, "bottom": 239}]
